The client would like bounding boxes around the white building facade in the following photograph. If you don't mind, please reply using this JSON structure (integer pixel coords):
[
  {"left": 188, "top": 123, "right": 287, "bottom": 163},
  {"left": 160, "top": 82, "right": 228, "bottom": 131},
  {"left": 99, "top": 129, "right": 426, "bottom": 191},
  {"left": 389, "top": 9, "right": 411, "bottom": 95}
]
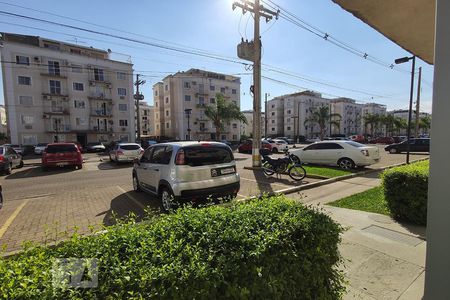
[
  {"left": 0, "top": 33, "right": 135, "bottom": 145},
  {"left": 138, "top": 102, "right": 155, "bottom": 137},
  {"left": 240, "top": 110, "right": 265, "bottom": 138}
]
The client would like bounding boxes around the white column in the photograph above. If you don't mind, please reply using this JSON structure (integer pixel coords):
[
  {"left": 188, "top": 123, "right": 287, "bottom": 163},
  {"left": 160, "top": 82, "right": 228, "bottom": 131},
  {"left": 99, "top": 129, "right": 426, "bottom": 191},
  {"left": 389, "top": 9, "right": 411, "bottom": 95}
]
[{"left": 424, "top": 0, "right": 450, "bottom": 298}]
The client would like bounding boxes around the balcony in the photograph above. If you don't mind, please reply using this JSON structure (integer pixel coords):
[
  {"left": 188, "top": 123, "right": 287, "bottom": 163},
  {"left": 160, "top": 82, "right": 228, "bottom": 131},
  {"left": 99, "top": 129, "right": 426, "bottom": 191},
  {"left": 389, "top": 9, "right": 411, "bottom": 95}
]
[
  {"left": 40, "top": 72, "right": 67, "bottom": 79},
  {"left": 44, "top": 106, "right": 70, "bottom": 115},
  {"left": 88, "top": 92, "right": 112, "bottom": 101},
  {"left": 88, "top": 73, "right": 111, "bottom": 85},
  {"left": 42, "top": 93, "right": 69, "bottom": 100},
  {"left": 90, "top": 126, "right": 113, "bottom": 133},
  {"left": 90, "top": 108, "right": 113, "bottom": 117},
  {"left": 45, "top": 124, "right": 71, "bottom": 133}
]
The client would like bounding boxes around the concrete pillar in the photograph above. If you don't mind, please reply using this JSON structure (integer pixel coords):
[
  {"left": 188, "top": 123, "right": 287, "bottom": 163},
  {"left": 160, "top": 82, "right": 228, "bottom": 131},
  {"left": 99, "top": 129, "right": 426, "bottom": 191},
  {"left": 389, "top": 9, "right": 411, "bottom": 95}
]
[{"left": 424, "top": 0, "right": 450, "bottom": 298}]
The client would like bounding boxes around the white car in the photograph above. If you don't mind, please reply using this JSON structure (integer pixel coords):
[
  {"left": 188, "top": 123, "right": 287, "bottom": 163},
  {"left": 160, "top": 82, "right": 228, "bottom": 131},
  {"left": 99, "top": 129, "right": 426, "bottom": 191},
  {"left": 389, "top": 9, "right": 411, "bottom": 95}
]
[
  {"left": 289, "top": 140, "right": 380, "bottom": 169},
  {"left": 262, "top": 139, "right": 289, "bottom": 153},
  {"left": 34, "top": 143, "right": 48, "bottom": 155},
  {"left": 109, "top": 143, "right": 144, "bottom": 163}
]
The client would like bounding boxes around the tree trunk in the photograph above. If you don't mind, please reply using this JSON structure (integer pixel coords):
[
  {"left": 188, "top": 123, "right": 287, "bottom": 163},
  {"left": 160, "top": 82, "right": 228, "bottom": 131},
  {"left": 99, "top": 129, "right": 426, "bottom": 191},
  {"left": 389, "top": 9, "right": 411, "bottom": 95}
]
[{"left": 215, "top": 128, "right": 220, "bottom": 141}]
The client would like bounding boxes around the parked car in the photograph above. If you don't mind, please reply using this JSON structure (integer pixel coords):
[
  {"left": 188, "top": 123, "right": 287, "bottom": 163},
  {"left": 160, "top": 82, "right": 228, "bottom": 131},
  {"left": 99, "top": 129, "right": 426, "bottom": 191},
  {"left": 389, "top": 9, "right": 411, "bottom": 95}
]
[
  {"left": 348, "top": 135, "right": 366, "bottom": 143},
  {"left": 305, "top": 137, "right": 321, "bottom": 144},
  {"left": 392, "top": 136, "right": 407, "bottom": 143},
  {"left": 71, "top": 142, "right": 84, "bottom": 153},
  {"left": 4, "top": 144, "right": 23, "bottom": 155},
  {"left": 369, "top": 137, "right": 395, "bottom": 144},
  {"left": 277, "top": 137, "right": 295, "bottom": 144},
  {"left": 384, "top": 138, "right": 430, "bottom": 154},
  {"left": 132, "top": 141, "right": 240, "bottom": 212},
  {"left": 289, "top": 140, "right": 380, "bottom": 169},
  {"left": 323, "top": 137, "right": 349, "bottom": 141},
  {"left": 109, "top": 143, "right": 144, "bottom": 163},
  {"left": 220, "top": 140, "right": 232, "bottom": 147},
  {"left": 270, "top": 139, "right": 289, "bottom": 153},
  {"left": 34, "top": 143, "right": 49, "bottom": 155},
  {"left": 0, "top": 145, "right": 24, "bottom": 174},
  {"left": 237, "top": 139, "right": 271, "bottom": 153},
  {"left": 41, "top": 143, "right": 83, "bottom": 170},
  {"left": 86, "top": 142, "right": 106, "bottom": 153}
]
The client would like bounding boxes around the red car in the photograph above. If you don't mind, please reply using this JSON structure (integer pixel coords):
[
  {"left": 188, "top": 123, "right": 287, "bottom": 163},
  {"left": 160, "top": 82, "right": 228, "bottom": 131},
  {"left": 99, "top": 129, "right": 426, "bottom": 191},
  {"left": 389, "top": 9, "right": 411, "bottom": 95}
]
[
  {"left": 42, "top": 143, "right": 83, "bottom": 170},
  {"left": 238, "top": 139, "right": 272, "bottom": 153},
  {"left": 370, "top": 136, "right": 394, "bottom": 144},
  {"left": 349, "top": 135, "right": 366, "bottom": 143}
]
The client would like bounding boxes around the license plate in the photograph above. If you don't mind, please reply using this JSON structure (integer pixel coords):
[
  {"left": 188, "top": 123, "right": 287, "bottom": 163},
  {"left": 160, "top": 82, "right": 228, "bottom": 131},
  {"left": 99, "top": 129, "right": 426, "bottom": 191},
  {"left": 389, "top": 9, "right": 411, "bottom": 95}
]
[
  {"left": 221, "top": 167, "right": 235, "bottom": 175},
  {"left": 56, "top": 162, "right": 68, "bottom": 167}
]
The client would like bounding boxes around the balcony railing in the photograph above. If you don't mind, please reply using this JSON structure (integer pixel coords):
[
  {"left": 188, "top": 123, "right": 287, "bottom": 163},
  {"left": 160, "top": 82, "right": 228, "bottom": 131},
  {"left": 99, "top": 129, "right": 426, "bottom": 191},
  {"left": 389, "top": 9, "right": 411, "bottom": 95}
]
[
  {"left": 90, "top": 108, "right": 113, "bottom": 117},
  {"left": 90, "top": 126, "right": 113, "bottom": 133},
  {"left": 88, "top": 92, "right": 112, "bottom": 101},
  {"left": 46, "top": 124, "right": 71, "bottom": 132}
]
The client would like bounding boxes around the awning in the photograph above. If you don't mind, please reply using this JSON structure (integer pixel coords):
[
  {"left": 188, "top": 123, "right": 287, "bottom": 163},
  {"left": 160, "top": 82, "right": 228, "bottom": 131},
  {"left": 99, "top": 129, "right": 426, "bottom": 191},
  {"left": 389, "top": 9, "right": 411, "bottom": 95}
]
[{"left": 332, "top": 0, "right": 435, "bottom": 65}]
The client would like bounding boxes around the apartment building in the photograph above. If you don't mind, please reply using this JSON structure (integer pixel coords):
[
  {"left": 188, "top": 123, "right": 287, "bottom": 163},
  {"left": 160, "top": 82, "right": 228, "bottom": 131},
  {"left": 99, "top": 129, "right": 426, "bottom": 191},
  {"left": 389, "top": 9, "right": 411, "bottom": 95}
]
[
  {"left": 138, "top": 102, "right": 155, "bottom": 137},
  {"left": 152, "top": 69, "right": 241, "bottom": 141},
  {"left": 0, "top": 105, "right": 7, "bottom": 136},
  {"left": 0, "top": 33, "right": 135, "bottom": 146},
  {"left": 362, "top": 102, "right": 387, "bottom": 135},
  {"left": 240, "top": 110, "right": 265, "bottom": 138},
  {"left": 330, "top": 98, "right": 363, "bottom": 136},
  {"left": 266, "top": 96, "right": 284, "bottom": 136},
  {"left": 388, "top": 109, "right": 431, "bottom": 135}
]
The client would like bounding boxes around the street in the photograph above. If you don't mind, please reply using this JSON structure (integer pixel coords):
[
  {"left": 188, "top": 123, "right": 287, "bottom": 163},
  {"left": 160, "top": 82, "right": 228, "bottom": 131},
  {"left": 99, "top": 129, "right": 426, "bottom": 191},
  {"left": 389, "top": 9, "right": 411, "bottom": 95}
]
[{"left": 0, "top": 145, "right": 428, "bottom": 253}]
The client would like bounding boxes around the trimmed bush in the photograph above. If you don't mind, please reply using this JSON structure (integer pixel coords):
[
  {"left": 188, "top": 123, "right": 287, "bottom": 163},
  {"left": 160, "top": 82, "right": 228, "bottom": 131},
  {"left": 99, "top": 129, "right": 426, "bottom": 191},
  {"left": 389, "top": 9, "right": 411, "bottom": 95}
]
[
  {"left": 381, "top": 160, "right": 429, "bottom": 225},
  {"left": 0, "top": 196, "right": 345, "bottom": 299}
]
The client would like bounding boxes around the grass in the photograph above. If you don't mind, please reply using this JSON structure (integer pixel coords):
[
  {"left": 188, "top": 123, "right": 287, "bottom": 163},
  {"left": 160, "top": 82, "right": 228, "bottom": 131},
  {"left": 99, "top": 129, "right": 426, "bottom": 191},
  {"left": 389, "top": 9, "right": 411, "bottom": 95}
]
[
  {"left": 303, "top": 165, "right": 353, "bottom": 178},
  {"left": 328, "top": 186, "right": 390, "bottom": 216}
]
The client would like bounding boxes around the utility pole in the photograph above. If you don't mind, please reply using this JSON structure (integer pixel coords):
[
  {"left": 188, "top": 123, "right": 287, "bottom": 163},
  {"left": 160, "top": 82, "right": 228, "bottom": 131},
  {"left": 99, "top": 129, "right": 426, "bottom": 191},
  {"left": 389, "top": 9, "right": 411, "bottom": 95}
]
[
  {"left": 264, "top": 93, "right": 269, "bottom": 138},
  {"left": 415, "top": 67, "right": 422, "bottom": 138},
  {"left": 134, "top": 74, "right": 145, "bottom": 143},
  {"left": 233, "top": 0, "right": 278, "bottom": 167},
  {"left": 292, "top": 116, "right": 298, "bottom": 142}
]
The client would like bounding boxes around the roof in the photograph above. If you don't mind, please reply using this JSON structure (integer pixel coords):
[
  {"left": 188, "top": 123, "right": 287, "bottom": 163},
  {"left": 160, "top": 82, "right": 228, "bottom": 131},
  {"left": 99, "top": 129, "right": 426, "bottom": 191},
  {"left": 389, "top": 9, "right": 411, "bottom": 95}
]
[
  {"left": 158, "top": 141, "right": 228, "bottom": 147},
  {"left": 332, "top": 0, "right": 435, "bottom": 64}
]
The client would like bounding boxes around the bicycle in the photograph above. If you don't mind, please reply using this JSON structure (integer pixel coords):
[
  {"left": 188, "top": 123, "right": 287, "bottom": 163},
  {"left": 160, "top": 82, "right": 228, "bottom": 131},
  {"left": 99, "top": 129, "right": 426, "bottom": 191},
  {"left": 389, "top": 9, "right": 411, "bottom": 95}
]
[{"left": 260, "top": 149, "right": 306, "bottom": 181}]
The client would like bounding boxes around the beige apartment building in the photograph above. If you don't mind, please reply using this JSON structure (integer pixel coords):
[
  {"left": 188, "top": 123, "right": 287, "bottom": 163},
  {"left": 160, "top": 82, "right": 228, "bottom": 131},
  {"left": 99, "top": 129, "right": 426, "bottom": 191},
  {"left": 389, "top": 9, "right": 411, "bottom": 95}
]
[
  {"left": 153, "top": 69, "right": 241, "bottom": 141},
  {"left": 240, "top": 110, "right": 265, "bottom": 138},
  {"left": 331, "top": 98, "right": 363, "bottom": 136},
  {"left": 138, "top": 102, "right": 155, "bottom": 137},
  {"left": 0, "top": 105, "right": 6, "bottom": 136},
  {"left": 0, "top": 33, "right": 135, "bottom": 146}
]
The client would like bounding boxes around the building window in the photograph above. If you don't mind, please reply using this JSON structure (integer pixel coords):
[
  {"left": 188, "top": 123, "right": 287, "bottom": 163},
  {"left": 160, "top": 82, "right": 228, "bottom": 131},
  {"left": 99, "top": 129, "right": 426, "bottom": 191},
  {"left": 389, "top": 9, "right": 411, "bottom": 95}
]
[
  {"left": 73, "top": 82, "right": 84, "bottom": 91},
  {"left": 119, "top": 120, "right": 128, "bottom": 126},
  {"left": 165, "top": 97, "right": 169, "bottom": 104},
  {"left": 287, "top": 126, "right": 291, "bottom": 131},
  {"left": 155, "top": 101, "right": 158, "bottom": 107},
  {"left": 210, "top": 98, "right": 215, "bottom": 104},
  {"left": 154, "top": 90, "right": 158, "bottom": 96},
  {"left": 16, "top": 55, "right": 30, "bottom": 65},
  {"left": 199, "top": 97, "right": 205, "bottom": 105},
  {"left": 72, "top": 65, "right": 82, "bottom": 73},
  {"left": 271, "top": 112, "right": 275, "bottom": 116},
  {"left": 22, "top": 134, "right": 37, "bottom": 145},
  {"left": 184, "top": 81, "right": 191, "bottom": 88},
  {"left": 118, "top": 104, "right": 127, "bottom": 111},
  {"left": 185, "top": 95, "right": 191, "bottom": 101},
  {"left": 232, "top": 89, "right": 237, "bottom": 94},
  {"left": 166, "top": 122, "right": 170, "bottom": 129},
  {"left": 233, "top": 135, "right": 237, "bottom": 140},
  {"left": 70, "top": 48, "right": 81, "bottom": 54},
  {"left": 94, "top": 68, "right": 104, "bottom": 81},
  {"left": 48, "top": 61, "right": 60, "bottom": 76},
  {"left": 165, "top": 84, "right": 168, "bottom": 91},
  {"left": 117, "top": 72, "right": 126, "bottom": 80},
  {"left": 210, "top": 85, "right": 215, "bottom": 91},
  {"left": 118, "top": 88, "right": 127, "bottom": 96},
  {"left": 271, "top": 105, "right": 275, "bottom": 108},
  {"left": 271, "top": 128, "right": 275, "bottom": 132},
  {"left": 156, "top": 124, "right": 159, "bottom": 130},
  {"left": 287, "top": 110, "right": 291, "bottom": 114},
  {"left": 49, "top": 80, "right": 61, "bottom": 94},
  {"left": 21, "top": 115, "right": 34, "bottom": 125},
  {"left": 75, "top": 118, "right": 86, "bottom": 126},
  {"left": 287, "top": 118, "right": 291, "bottom": 123},
  {"left": 271, "top": 120, "right": 275, "bottom": 124},
  {"left": 232, "top": 123, "right": 237, "bottom": 129},
  {"left": 18, "top": 76, "right": 31, "bottom": 85},
  {"left": 232, "top": 100, "right": 237, "bottom": 105},
  {"left": 220, "top": 87, "right": 226, "bottom": 93},
  {"left": 165, "top": 110, "right": 169, "bottom": 117},
  {"left": 19, "top": 96, "right": 33, "bottom": 106},
  {"left": 74, "top": 100, "right": 85, "bottom": 109}
]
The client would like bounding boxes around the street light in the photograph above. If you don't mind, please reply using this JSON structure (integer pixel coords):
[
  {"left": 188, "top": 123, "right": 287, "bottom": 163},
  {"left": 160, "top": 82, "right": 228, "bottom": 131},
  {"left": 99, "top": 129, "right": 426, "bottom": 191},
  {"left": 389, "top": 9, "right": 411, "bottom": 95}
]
[
  {"left": 395, "top": 55, "right": 415, "bottom": 164},
  {"left": 184, "top": 109, "right": 192, "bottom": 141}
]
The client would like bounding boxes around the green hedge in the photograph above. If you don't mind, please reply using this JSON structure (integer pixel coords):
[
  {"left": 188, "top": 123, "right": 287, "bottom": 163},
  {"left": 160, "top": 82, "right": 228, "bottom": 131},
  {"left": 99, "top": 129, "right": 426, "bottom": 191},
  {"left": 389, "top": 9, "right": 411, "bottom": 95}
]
[
  {"left": 0, "top": 196, "right": 345, "bottom": 299},
  {"left": 382, "top": 160, "right": 429, "bottom": 225}
]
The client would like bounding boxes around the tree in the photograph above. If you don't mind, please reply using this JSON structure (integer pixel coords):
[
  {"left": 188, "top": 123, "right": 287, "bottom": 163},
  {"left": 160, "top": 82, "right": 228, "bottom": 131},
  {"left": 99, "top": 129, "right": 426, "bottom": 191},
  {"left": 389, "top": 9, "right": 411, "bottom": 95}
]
[
  {"left": 363, "top": 114, "right": 382, "bottom": 136},
  {"left": 381, "top": 114, "right": 395, "bottom": 136},
  {"left": 419, "top": 115, "right": 431, "bottom": 134},
  {"left": 304, "top": 106, "right": 341, "bottom": 140},
  {"left": 393, "top": 117, "right": 407, "bottom": 135},
  {"left": 204, "top": 93, "right": 247, "bottom": 141}
]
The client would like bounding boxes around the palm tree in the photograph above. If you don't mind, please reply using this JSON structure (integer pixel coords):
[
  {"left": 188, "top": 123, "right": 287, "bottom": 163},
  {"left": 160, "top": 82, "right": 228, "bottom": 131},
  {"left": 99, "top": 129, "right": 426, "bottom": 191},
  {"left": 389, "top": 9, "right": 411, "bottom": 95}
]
[
  {"left": 393, "top": 117, "right": 407, "bottom": 135},
  {"left": 381, "top": 114, "right": 396, "bottom": 136},
  {"left": 363, "top": 114, "right": 382, "bottom": 137},
  {"left": 304, "top": 106, "right": 341, "bottom": 140},
  {"left": 204, "top": 93, "right": 247, "bottom": 141},
  {"left": 419, "top": 115, "right": 432, "bottom": 134}
]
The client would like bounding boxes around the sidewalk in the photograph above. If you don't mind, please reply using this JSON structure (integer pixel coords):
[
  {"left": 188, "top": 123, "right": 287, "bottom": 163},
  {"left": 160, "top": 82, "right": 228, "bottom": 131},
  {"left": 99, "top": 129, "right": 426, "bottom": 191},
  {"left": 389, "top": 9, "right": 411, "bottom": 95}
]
[{"left": 287, "top": 173, "right": 426, "bottom": 300}]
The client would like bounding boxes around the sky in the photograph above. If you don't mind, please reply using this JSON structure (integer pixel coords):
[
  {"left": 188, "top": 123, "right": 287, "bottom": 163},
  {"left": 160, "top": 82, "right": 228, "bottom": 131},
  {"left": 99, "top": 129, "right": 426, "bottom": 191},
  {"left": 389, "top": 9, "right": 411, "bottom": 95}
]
[{"left": 0, "top": 0, "right": 434, "bottom": 113}]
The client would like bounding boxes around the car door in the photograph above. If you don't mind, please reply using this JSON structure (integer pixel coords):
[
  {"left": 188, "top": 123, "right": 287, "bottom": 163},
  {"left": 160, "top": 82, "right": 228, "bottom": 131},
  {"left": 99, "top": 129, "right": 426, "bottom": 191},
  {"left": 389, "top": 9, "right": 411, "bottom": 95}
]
[
  {"left": 135, "top": 147, "right": 154, "bottom": 192},
  {"left": 299, "top": 144, "right": 319, "bottom": 163},
  {"left": 313, "top": 143, "right": 343, "bottom": 165},
  {"left": 147, "top": 145, "right": 167, "bottom": 194},
  {"left": 7, "top": 147, "right": 20, "bottom": 167}
]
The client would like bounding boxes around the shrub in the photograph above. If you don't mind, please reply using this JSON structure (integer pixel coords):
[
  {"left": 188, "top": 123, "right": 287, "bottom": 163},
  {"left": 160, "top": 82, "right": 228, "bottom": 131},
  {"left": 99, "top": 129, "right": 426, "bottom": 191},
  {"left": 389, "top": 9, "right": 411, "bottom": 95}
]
[
  {"left": 0, "top": 196, "right": 345, "bottom": 299},
  {"left": 381, "top": 160, "right": 429, "bottom": 225}
]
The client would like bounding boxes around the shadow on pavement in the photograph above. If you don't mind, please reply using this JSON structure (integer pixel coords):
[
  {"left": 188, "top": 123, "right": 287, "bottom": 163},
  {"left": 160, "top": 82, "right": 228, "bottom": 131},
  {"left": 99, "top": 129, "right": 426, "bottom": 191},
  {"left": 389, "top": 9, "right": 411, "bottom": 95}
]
[
  {"left": 4, "top": 166, "right": 79, "bottom": 179},
  {"left": 97, "top": 161, "right": 134, "bottom": 170}
]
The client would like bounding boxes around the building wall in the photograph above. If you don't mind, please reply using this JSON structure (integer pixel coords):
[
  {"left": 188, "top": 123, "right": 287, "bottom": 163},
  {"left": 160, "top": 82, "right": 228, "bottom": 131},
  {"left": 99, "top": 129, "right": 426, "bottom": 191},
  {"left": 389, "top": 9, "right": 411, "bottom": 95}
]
[
  {"left": 331, "top": 98, "right": 363, "bottom": 136},
  {"left": 138, "top": 102, "right": 155, "bottom": 137},
  {"left": 0, "top": 105, "right": 7, "bottom": 136},
  {"left": 0, "top": 33, "right": 134, "bottom": 145},
  {"left": 267, "top": 97, "right": 284, "bottom": 136},
  {"left": 240, "top": 110, "right": 264, "bottom": 138}
]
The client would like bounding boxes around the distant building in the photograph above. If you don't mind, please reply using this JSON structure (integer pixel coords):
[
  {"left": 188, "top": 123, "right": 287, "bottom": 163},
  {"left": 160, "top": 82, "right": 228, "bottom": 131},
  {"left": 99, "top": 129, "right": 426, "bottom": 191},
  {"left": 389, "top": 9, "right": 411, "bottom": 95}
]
[
  {"left": 331, "top": 98, "right": 363, "bottom": 136},
  {"left": 0, "top": 32, "right": 135, "bottom": 146},
  {"left": 240, "top": 110, "right": 265, "bottom": 138},
  {"left": 0, "top": 105, "right": 7, "bottom": 136},
  {"left": 266, "top": 96, "right": 285, "bottom": 136},
  {"left": 138, "top": 102, "right": 155, "bottom": 137},
  {"left": 152, "top": 69, "right": 241, "bottom": 141},
  {"left": 362, "top": 103, "right": 387, "bottom": 136},
  {"left": 388, "top": 109, "right": 431, "bottom": 135}
]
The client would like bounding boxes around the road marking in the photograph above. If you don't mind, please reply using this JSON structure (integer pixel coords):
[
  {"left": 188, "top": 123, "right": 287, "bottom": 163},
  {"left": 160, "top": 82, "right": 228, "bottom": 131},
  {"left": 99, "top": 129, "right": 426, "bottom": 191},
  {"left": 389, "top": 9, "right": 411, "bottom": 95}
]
[
  {"left": 0, "top": 199, "right": 30, "bottom": 239},
  {"left": 240, "top": 177, "right": 289, "bottom": 187},
  {"left": 116, "top": 186, "right": 146, "bottom": 210}
]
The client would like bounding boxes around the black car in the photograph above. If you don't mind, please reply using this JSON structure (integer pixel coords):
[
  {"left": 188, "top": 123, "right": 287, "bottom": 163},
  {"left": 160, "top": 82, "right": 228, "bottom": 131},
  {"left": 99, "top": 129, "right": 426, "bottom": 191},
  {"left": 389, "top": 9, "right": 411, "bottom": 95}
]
[
  {"left": 0, "top": 145, "right": 24, "bottom": 174},
  {"left": 384, "top": 138, "right": 430, "bottom": 154}
]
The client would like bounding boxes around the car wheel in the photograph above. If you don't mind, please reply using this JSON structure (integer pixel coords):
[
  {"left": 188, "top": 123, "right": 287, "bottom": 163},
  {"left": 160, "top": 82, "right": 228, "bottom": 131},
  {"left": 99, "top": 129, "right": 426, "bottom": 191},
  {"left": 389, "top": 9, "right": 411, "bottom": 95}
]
[
  {"left": 272, "top": 147, "right": 278, "bottom": 153},
  {"left": 160, "top": 187, "right": 174, "bottom": 213},
  {"left": 338, "top": 158, "right": 355, "bottom": 170},
  {"left": 77, "top": 164, "right": 83, "bottom": 170},
  {"left": 109, "top": 154, "right": 113, "bottom": 161},
  {"left": 238, "top": 148, "right": 243, "bottom": 153},
  {"left": 5, "top": 163, "right": 12, "bottom": 175},
  {"left": 132, "top": 174, "right": 141, "bottom": 192},
  {"left": 389, "top": 148, "right": 398, "bottom": 154},
  {"left": 18, "top": 160, "right": 24, "bottom": 168}
]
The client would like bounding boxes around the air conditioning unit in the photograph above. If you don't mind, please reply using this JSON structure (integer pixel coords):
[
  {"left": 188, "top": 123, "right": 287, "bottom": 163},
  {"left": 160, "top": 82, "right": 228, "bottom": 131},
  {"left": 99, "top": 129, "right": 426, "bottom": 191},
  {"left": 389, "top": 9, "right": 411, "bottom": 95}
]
[
  {"left": 120, "top": 96, "right": 125, "bottom": 100},
  {"left": 34, "top": 56, "right": 41, "bottom": 63},
  {"left": 43, "top": 114, "right": 50, "bottom": 119},
  {"left": 90, "top": 82, "right": 96, "bottom": 86}
]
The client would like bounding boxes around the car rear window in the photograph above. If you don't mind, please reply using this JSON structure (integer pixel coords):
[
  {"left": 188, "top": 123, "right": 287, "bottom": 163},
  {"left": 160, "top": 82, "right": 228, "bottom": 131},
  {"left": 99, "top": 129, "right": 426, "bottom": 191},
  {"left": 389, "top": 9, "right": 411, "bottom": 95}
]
[
  {"left": 37, "top": 143, "right": 48, "bottom": 147},
  {"left": 345, "top": 141, "right": 365, "bottom": 148},
  {"left": 184, "top": 146, "right": 234, "bottom": 166},
  {"left": 120, "top": 145, "right": 140, "bottom": 150},
  {"left": 0, "top": 148, "right": 3, "bottom": 155},
  {"left": 46, "top": 144, "right": 78, "bottom": 153}
]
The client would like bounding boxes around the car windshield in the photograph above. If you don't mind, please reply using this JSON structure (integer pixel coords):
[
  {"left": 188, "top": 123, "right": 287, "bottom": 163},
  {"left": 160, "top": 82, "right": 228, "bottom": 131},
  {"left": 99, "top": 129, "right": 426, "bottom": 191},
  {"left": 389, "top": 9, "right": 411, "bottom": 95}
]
[
  {"left": 345, "top": 141, "right": 366, "bottom": 148},
  {"left": 0, "top": 147, "right": 3, "bottom": 155},
  {"left": 37, "top": 143, "right": 48, "bottom": 147},
  {"left": 46, "top": 144, "right": 77, "bottom": 153},
  {"left": 88, "top": 142, "right": 102, "bottom": 146},
  {"left": 11, "top": 145, "right": 20, "bottom": 148},
  {"left": 183, "top": 146, "right": 233, "bottom": 166},
  {"left": 120, "top": 144, "right": 140, "bottom": 150}
]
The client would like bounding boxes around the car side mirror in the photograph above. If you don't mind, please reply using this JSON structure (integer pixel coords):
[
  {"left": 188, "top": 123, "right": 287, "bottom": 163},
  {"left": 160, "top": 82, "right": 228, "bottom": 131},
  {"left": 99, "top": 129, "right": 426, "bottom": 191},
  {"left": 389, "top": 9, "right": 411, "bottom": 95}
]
[{"left": 134, "top": 158, "right": 140, "bottom": 165}]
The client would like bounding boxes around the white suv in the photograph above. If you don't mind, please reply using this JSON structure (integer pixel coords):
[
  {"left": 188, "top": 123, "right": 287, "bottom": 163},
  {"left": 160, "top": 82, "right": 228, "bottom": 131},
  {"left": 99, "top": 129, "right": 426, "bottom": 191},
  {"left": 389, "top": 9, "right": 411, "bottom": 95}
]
[{"left": 132, "top": 141, "right": 240, "bottom": 212}]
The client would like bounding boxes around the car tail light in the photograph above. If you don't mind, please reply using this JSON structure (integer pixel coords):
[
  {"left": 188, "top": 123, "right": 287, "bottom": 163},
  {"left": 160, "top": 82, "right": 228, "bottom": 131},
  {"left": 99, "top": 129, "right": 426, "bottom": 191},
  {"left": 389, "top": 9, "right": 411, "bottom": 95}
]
[
  {"left": 117, "top": 150, "right": 124, "bottom": 155},
  {"left": 361, "top": 149, "right": 369, "bottom": 156},
  {"left": 0, "top": 156, "right": 4, "bottom": 162},
  {"left": 175, "top": 149, "right": 185, "bottom": 165},
  {"left": 140, "top": 148, "right": 144, "bottom": 154}
]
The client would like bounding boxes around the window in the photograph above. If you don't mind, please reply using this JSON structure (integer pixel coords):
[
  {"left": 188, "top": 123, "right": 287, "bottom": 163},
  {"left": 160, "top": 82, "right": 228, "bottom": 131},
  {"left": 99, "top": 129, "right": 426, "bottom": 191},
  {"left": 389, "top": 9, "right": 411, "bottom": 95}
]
[
  {"left": 155, "top": 101, "right": 158, "bottom": 107},
  {"left": 73, "top": 82, "right": 84, "bottom": 91},
  {"left": 117, "top": 72, "right": 126, "bottom": 80},
  {"left": 271, "top": 120, "right": 275, "bottom": 124},
  {"left": 183, "top": 145, "right": 233, "bottom": 166},
  {"left": 149, "top": 146, "right": 172, "bottom": 164},
  {"left": 271, "top": 128, "right": 275, "bottom": 132},
  {"left": 21, "top": 115, "right": 34, "bottom": 125},
  {"left": 184, "top": 81, "right": 191, "bottom": 88},
  {"left": 287, "top": 118, "right": 291, "bottom": 123},
  {"left": 232, "top": 100, "right": 237, "bottom": 105},
  {"left": 118, "top": 104, "right": 127, "bottom": 111},
  {"left": 70, "top": 48, "right": 81, "bottom": 54},
  {"left": 94, "top": 68, "right": 104, "bottom": 81},
  {"left": 156, "top": 124, "right": 159, "bottom": 130},
  {"left": 165, "top": 84, "right": 168, "bottom": 91},
  {"left": 16, "top": 55, "right": 30, "bottom": 65},
  {"left": 19, "top": 96, "right": 33, "bottom": 106},
  {"left": 74, "top": 100, "right": 85, "bottom": 109},
  {"left": 199, "top": 97, "right": 205, "bottom": 105},
  {"left": 49, "top": 80, "right": 61, "bottom": 94},
  {"left": 184, "top": 95, "right": 191, "bottom": 101},
  {"left": 271, "top": 104, "right": 275, "bottom": 108},
  {"left": 119, "top": 120, "right": 128, "bottom": 126},
  {"left": 165, "top": 110, "right": 169, "bottom": 117},
  {"left": 154, "top": 90, "right": 158, "bottom": 96},
  {"left": 232, "top": 123, "right": 237, "bottom": 129},
  {"left": 72, "top": 65, "right": 82, "bottom": 73},
  {"left": 75, "top": 118, "right": 86, "bottom": 126},
  {"left": 18, "top": 76, "right": 31, "bottom": 85},
  {"left": 232, "top": 89, "right": 237, "bottom": 94},
  {"left": 118, "top": 88, "right": 127, "bottom": 96},
  {"left": 22, "top": 134, "right": 37, "bottom": 145},
  {"left": 287, "top": 126, "right": 291, "bottom": 131},
  {"left": 48, "top": 61, "right": 60, "bottom": 75},
  {"left": 271, "top": 112, "right": 275, "bottom": 116},
  {"left": 166, "top": 122, "right": 170, "bottom": 129},
  {"left": 233, "top": 135, "right": 237, "bottom": 140},
  {"left": 210, "top": 98, "right": 215, "bottom": 104},
  {"left": 313, "top": 143, "right": 344, "bottom": 150},
  {"left": 210, "top": 85, "right": 215, "bottom": 91},
  {"left": 165, "top": 97, "right": 169, "bottom": 104},
  {"left": 287, "top": 110, "right": 291, "bottom": 114},
  {"left": 220, "top": 87, "right": 226, "bottom": 93}
]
